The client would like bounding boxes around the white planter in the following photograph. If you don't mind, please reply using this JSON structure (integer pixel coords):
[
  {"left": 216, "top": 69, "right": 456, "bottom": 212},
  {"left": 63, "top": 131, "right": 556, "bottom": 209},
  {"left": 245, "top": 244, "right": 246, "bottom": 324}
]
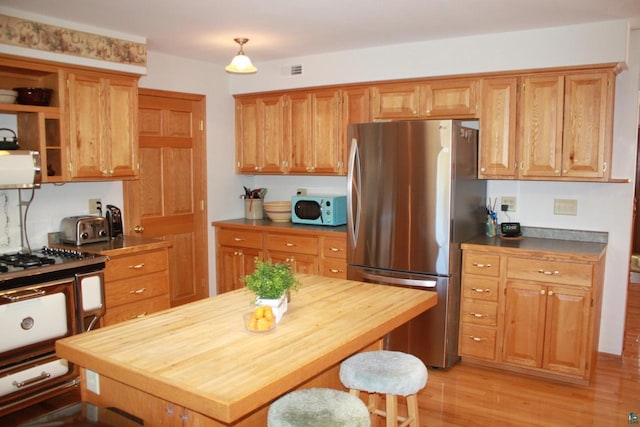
[{"left": 256, "top": 294, "right": 288, "bottom": 323}]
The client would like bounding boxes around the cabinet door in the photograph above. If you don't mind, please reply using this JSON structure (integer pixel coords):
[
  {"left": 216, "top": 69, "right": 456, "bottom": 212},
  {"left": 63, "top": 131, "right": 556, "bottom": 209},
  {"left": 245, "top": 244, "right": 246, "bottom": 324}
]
[
  {"left": 106, "top": 77, "right": 138, "bottom": 178},
  {"left": 519, "top": 75, "right": 564, "bottom": 178},
  {"left": 562, "top": 72, "right": 611, "bottom": 179},
  {"left": 287, "top": 92, "right": 313, "bottom": 174},
  {"left": 342, "top": 87, "right": 370, "bottom": 174},
  {"left": 217, "top": 246, "right": 262, "bottom": 294},
  {"left": 257, "top": 95, "right": 287, "bottom": 173},
  {"left": 268, "top": 251, "right": 319, "bottom": 275},
  {"left": 235, "top": 97, "right": 260, "bottom": 173},
  {"left": 422, "top": 79, "right": 478, "bottom": 117},
  {"left": 67, "top": 72, "right": 104, "bottom": 178},
  {"left": 310, "top": 89, "right": 342, "bottom": 174},
  {"left": 371, "top": 83, "right": 421, "bottom": 119},
  {"left": 502, "top": 281, "right": 547, "bottom": 368},
  {"left": 478, "top": 77, "right": 518, "bottom": 178},
  {"left": 542, "top": 285, "right": 591, "bottom": 376}
]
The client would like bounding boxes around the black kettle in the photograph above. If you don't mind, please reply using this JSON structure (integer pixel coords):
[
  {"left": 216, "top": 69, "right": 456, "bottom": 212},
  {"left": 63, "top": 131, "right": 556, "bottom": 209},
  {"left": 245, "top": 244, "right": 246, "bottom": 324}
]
[{"left": 106, "top": 205, "right": 124, "bottom": 239}]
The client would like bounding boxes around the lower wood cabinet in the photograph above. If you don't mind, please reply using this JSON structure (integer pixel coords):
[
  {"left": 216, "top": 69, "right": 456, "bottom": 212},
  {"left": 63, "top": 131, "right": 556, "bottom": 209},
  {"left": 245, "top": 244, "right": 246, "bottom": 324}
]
[
  {"left": 460, "top": 241, "right": 606, "bottom": 383},
  {"left": 103, "top": 247, "right": 170, "bottom": 326},
  {"left": 214, "top": 221, "right": 346, "bottom": 294}
]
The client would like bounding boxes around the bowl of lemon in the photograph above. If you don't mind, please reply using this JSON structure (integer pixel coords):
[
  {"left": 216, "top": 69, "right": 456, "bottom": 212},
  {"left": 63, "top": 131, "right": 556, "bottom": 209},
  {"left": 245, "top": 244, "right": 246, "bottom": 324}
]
[{"left": 244, "top": 305, "right": 276, "bottom": 333}]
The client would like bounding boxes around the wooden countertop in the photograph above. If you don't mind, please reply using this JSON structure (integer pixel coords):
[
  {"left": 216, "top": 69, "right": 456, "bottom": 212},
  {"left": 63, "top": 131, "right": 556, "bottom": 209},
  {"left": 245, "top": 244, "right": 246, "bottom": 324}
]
[
  {"left": 56, "top": 274, "right": 436, "bottom": 424},
  {"left": 462, "top": 235, "right": 607, "bottom": 261},
  {"left": 212, "top": 218, "right": 346, "bottom": 236},
  {"left": 53, "top": 235, "right": 172, "bottom": 257}
]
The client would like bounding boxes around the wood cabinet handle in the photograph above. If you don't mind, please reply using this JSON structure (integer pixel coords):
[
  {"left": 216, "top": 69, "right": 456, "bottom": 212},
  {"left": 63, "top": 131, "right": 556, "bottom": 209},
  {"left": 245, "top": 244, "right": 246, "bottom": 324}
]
[
  {"left": 134, "top": 225, "right": 145, "bottom": 233},
  {"left": 129, "top": 263, "right": 145, "bottom": 269},
  {"left": 538, "top": 269, "right": 559, "bottom": 276},
  {"left": 233, "top": 250, "right": 243, "bottom": 256},
  {"left": 471, "top": 287, "right": 491, "bottom": 293},
  {"left": 131, "top": 312, "right": 147, "bottom": 319},
  {"left": 285, "top": 242, "right": 296, "bottom": 247},
  {"left": 286, "top": 257, "right": 295, "bottom": 263},
  {"left": 470, "top": 312, "right": 488, "bottom": 318},
  {"left": 329, "top": 247, "right": 343, "bottom": 252},
  {"left": 129, "top": 287, "right": 147, "bottom": 294},
  {"left": 233, "top": 237, "right": 245, "bottom": 242},
  {"left": 548, "top": 290, "right": 554, "bottom": 296},
  {"left": 472, "top": 262, "right": 492, "bottom": 268},
  {"left": 329, "top": 268, "right": 344, "bottom": 273},
  {"left": 468, "top": 336, "right": 487, "bottom": 342},
  {"left": 540, "top": 289, "right": 546, "bottom": 295}
]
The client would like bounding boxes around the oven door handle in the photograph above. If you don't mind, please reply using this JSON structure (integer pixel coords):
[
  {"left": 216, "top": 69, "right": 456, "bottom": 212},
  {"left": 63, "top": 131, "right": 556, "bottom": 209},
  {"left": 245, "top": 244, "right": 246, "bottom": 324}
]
[
  {"left": 12, "top": 371, "right": 52, "bottom": 388},
  {"left": 1, "top": 289, "right": 46, "bottom": 302}
]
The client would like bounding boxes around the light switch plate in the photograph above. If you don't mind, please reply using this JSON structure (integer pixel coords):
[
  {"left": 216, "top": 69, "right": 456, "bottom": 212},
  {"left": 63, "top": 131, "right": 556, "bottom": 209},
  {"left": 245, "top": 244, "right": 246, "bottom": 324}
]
[{"left": 554, "top": 199, "right": 578, "bottom": 216}]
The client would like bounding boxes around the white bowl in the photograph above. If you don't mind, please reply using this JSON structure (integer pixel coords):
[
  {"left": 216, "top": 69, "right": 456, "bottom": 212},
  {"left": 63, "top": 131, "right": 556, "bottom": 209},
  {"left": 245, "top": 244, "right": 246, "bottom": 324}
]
[
  {"left": 0, "top": 90, "right": 17, "bottom": 104},
  {"left": 264, "top": 201, "right": 292, "bottom": 222}
]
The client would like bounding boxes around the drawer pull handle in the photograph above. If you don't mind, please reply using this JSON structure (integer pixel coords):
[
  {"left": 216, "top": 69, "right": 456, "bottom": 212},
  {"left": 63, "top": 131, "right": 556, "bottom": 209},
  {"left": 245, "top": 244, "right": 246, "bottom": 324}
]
[
  {"left": 329, "top": 247, "right": 343, "bottom": 252},
  {"left": 472, "top": 262, "right": 492, "bottom": 268},
  {"left": 285, "top": 242, "right": 296, "bottom": 247},
  {"left": 129, "top": 263, "right": 145, "bottom": 270},
  {"left": 470, "top": 312, "right": 488, "bottom": 318},
  {"left": 538, "top": 269, "right": 560, "bottom": 276},
  {"left": 469, "top": 336, "right": 487, "bottom": 342},
  {"left": 132, "top": 312, "right": 147, "bottom": 319},
  {"left": 2, "top": 289, "right": 46, "bottom": 302},
  {"left": 233, "top": 237, "right": 245, "bottom": 242},
  {"left": 286, "top": 257, "right": 295, "bottom": 263},
  {"left": 329, "top": 268, "right": 344, "bottom": 273},
  {"left": 471, "top": 287, "right": 491, "bottom": 293},
  {"left": 12, "top": 371, "right": 51, "bottom": 388},
  {"left": 130, "top": 287, "right": 147, "bottom": 294}
]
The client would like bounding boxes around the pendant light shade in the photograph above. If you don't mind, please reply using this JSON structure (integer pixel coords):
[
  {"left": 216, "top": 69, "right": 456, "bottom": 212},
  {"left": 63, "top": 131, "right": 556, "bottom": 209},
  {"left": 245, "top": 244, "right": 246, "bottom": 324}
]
[{"left": 225, "top": 38, "right": 257, "bottom": 74}]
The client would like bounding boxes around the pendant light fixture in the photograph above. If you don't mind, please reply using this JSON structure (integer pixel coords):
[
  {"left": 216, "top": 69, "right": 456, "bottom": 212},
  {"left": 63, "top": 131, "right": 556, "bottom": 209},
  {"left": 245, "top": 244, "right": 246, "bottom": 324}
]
[{"left": 225, "top": 37, "right": 257, "bottom": 74}]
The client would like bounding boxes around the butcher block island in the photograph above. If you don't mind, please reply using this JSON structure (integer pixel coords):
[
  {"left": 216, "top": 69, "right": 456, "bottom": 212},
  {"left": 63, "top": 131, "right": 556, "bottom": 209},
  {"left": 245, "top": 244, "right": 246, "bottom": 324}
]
[{"left": 56, "top": 274, "right": 437, "bottom": 426}]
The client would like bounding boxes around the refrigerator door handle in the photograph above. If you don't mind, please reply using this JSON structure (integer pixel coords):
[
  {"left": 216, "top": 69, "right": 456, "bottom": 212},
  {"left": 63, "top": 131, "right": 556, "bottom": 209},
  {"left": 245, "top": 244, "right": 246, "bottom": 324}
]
[
  {"left": 347, "top": 137, "right": 361, "bottom": 245},
  {"left": 361, "top": 271, "right": 437, "bottom": 289}
]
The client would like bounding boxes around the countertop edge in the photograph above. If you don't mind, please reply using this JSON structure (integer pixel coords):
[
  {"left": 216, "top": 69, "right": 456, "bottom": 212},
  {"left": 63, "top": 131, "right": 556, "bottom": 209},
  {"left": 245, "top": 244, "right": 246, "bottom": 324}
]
[{"left": 212, "top": 218, "right": 346, "bottom": 236}]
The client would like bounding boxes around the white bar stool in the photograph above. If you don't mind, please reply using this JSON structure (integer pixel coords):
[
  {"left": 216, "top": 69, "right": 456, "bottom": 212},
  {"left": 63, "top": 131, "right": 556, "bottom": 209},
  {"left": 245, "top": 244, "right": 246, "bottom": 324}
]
[
  {"left": 339, "top": 350, "right": 428, "bottom": 427},
  {"left": 267, "top": 387, "right": 371, "bottom": 426}
]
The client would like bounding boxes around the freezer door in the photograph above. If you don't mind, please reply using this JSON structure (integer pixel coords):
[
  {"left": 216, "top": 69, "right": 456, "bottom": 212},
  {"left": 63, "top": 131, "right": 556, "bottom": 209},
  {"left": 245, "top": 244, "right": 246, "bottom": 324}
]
[
  {"left": 347, "top": 120, "right": 453, "bottom": 275},
  {"left": 348, "top": 265, "right": 460, "bottom": 368}
]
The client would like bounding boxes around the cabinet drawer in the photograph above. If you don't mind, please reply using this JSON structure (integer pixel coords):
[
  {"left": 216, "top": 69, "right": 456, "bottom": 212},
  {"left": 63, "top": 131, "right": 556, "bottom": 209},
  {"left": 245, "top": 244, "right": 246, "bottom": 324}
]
[
  {"left": 507, "top": 257, "right": 593, "bottom": 286},
  {"left": 217, "top": 228, "right": 263, "bottom": 249},
  {"left": 461, "top": 298, "right": 498, "bottom": 326},
  {"left": 105, "top": 271, "right": 169, "bottom": 308},
  {"left": 459, "top": 324, "right": 497, "bottom": 360},
  {"left": 463, "top": 252, "right": 500, "bottom": 277},
  {"left": 462, "top": 276, "right": 499, "bottom": 301},
  {"left": 322, "top": 236, "right": 347, "bottom": 259},
  {"left": 322, "top": 259, "right": 347, "bottom": 278},
  {"left": 266, "top": 233, "right": 319, "bottom": 255},
  {"left": 105, "top": 250, "right": 168, "bottom": 282},
  {"left": 103, "top": 295, "right": 170, "bottom": 326}
]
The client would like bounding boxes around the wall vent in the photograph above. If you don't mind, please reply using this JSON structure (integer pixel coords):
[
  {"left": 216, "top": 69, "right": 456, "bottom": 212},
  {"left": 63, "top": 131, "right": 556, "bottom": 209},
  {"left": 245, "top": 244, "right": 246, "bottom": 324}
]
[{"left": 290, "top": 64, "right": 303, "bottom": 75}]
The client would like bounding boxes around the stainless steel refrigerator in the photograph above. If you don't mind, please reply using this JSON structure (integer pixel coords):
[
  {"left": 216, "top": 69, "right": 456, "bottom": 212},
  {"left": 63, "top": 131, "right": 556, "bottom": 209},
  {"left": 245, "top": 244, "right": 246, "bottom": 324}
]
[{"left": 347, "top": 119, "right": 486, "bottom": 368}]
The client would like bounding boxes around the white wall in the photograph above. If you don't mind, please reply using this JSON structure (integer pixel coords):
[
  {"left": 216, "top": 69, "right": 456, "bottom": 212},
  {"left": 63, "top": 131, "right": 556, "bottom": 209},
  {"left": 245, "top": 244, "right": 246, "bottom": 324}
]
[{"left": 5, "top": 19, "right": 638, "bottom": 355}]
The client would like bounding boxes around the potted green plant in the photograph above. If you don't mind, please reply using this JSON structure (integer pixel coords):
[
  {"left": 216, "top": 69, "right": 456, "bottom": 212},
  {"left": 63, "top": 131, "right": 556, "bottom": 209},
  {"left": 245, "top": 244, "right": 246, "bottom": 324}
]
[{"left": 244, "top": 258, "right": 300, "bottom": 323}]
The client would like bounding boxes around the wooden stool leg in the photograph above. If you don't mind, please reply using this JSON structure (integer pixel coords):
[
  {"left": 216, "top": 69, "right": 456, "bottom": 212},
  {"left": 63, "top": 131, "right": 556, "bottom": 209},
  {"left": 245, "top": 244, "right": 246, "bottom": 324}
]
[
  {"left": 385, "top": 393, "right": 398, "bottom": 427},
  {"left": 406, "top": 394, "right": 419, "bottom": 427}
]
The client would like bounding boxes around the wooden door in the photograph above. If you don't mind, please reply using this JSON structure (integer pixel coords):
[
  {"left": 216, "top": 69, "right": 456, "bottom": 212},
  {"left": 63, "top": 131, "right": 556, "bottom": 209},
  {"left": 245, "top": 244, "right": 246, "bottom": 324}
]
[
  {"left": 478, "top": 77, "right": 518, "bottom": 178},
  {"left": 562, "top": 72, "right": 610, "bottom": 179},
  {"left": 519, "top": 75, "right": 564, "bottom": 178},
  {"left": 124, "top": 88, "right": 208, "bottom": 307},
  {"left": 542, "top": 285, "right": 591, "bottom": 376},
  {"left": 502, "top": 281, "right": 547, "bottom": 368}
]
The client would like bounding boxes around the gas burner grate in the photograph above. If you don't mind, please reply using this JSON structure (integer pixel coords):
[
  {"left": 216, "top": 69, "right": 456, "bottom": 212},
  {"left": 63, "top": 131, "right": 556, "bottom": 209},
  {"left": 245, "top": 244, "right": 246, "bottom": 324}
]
[{"left": 0, "top": 252, "right": 56, "bottom": 268}]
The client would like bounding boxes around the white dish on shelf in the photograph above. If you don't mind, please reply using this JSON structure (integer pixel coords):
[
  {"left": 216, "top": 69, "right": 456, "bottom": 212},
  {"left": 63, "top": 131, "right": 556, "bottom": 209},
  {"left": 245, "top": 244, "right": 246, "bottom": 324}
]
[{"left": 0, "top": 90, "right": 17, "bottom": 104}]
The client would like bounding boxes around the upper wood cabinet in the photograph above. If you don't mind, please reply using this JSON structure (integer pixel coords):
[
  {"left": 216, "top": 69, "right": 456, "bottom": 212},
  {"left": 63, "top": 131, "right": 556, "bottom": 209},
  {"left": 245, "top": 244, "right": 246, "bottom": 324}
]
[
  {"left": 67, "top": 70, "right": 139, "bottom": 180},
  {"left": 480, "top": 68, "right": 616, "bottom": 181},
  {"left": 371, "top": 78, "right": 479, "bottom": 119},
  {"left": 235, "top": 86, "right": 370, "bottom": 176}
]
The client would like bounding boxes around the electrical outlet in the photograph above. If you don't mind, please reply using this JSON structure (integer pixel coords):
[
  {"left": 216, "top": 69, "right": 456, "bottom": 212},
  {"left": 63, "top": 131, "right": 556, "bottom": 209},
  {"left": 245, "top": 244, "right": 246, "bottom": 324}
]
[
  {"left": 500, "top": 196, "right": 517, "bottom": 212},
  {"left": 296, "top": 188, "right": 307, "bottom": 196},
  {"left": 554, "top": 199, "right": 578, "bottom": 215},
  {"left": 85, "top": 369, "right": 100, "bottom": 394},
  {"left": 88, "top": 198, "right": 102, "bottom": 214}
]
